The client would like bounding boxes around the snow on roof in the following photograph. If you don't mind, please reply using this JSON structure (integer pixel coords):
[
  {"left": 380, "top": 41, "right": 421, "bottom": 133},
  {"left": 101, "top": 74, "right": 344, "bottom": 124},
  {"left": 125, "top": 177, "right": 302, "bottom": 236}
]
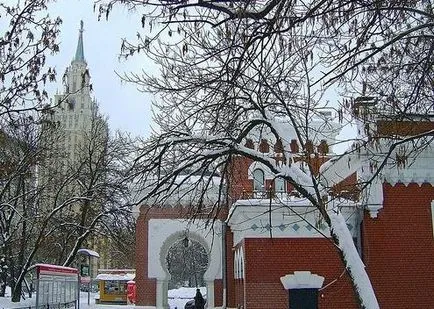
[
  {"left": 32, "top": 263, "right": 78, "bottom": 273},
  {"left": 77, "top": 248, "right": 100, "bottom": 257},
  {"left": 252, "top": 117, "right": 342, "bottom": 147},
  {"left": 134, "top": 174, "right": 223, "bottom": 209},
  {"left": 98, "top": 268, "right": 136, "bottom": 273},
  {"left": 232, "top": 196, "right": 357, "bottom": 208},
  {"left": 234, "top": 197, "right": 310, "bottom": 207},
  {"left": 96, "top": 273, "right": 135, "bottom": 281}
]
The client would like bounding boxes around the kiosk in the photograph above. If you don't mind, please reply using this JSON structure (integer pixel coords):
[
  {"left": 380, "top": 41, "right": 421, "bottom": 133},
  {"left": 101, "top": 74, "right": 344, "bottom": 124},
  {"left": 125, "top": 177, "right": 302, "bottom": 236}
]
[{"left": 95, "top": 269, "right": 135, "bottom": 304}]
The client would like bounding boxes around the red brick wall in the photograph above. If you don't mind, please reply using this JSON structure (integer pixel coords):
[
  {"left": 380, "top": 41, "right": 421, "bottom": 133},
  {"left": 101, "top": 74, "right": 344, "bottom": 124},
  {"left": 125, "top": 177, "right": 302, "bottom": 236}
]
[
  {"left": 232, "top": 241, "right": 245, "bottom": 308},
  {"left": 234, "top": 278, "right": 245, "bottom": 308},
  {"left": 376, "top": 120, "right": 434, "bottom": 137},
  {"left": 213, "top": 279, "right": 223, "bottom": 306},
  {"left": 239, "top": 238, "right": 358, "bottom": 309},
  {"left": 228, "top": 156, "right": 253, "bottom": 201},
  {"left": 363, "top": 182, "right": 434, "bottom": 309},
  {"left": 228, "top": 154, "right": 356, "bottom": 201},
  {"left": 135, "top": 206, "right": 156, "bottom": 306}
]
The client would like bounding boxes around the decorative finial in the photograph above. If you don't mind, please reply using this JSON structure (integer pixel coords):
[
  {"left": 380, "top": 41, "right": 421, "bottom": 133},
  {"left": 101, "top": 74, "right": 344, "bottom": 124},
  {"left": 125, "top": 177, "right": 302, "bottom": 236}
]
[{"left": 80, "top": 20, "right": 84, "bottom": 32}]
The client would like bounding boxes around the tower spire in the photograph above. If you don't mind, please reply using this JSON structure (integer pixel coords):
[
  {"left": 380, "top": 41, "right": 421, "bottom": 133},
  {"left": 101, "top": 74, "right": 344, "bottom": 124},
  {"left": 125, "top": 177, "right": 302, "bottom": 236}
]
[{"left": 73, "top": 20, "right": 85, "bottom": 62}]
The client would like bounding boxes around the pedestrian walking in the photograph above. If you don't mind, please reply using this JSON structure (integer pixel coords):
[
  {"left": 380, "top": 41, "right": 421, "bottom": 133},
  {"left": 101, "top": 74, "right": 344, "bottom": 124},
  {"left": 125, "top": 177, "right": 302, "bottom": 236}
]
[{"left": 194, "top": 288, "right": 205, "bottom": 309}]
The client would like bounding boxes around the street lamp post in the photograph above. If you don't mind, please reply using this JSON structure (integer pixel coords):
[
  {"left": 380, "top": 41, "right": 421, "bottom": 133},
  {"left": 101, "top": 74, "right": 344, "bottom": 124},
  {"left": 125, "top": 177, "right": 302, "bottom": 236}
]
[{"left": 77, "top": 248, "right": 100, "bottom": 308}]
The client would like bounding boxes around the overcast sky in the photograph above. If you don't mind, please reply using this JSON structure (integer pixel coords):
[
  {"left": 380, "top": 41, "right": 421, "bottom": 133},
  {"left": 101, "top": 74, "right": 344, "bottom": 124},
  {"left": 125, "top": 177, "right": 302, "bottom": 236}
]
[
  {"left": 43, "top": 0, "right": 354, "bottom": 152},
  {"left": 47, "top": 0, "right": 152, "bottom": 138}
]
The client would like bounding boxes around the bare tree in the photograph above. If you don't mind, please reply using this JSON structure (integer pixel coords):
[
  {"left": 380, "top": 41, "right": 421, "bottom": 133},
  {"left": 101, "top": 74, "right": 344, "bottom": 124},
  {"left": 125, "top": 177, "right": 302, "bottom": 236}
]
[
  {"left": 0, "top": 0, "right": 139, "bottom": 302},
  {"left": 0, "top": 113, "right": 41, "bottom": 298},
  {"left": 167, "top": 240, "right": 208, "bottom": 289},
  {"left": 0, "top": 2, "right": 66, "bottom": 295},
  {"left": 0, "top": 109, "right": 136, "bottom": 302},
  {"left": 96, "top": 1, "right": 434, "bottom": 308},
  {"left": 0, "top": 1, "right": 62, "bottom": 122},
  {"left": 36, "top": 114, "right": 137, "bottom": 269},
  {"left": 101, "top": 207, "right": 136, "bottom": 269}
]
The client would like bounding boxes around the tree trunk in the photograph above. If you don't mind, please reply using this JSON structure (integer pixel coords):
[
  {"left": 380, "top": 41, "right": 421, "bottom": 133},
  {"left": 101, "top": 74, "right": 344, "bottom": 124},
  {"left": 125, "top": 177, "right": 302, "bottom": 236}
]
[
  {"left": 0, "top": 280, "right": 6, "bottom": 297},
  {"left": 0, "top": 253, "right": 7, "bottom": 297},
  {"left": 12, "top": 176, "right": 27, "bottom": 302},
  {"left": 11, "top": 280, "right": 22, "bottom": 302},
  {"left": 326, "top": 211, "right": 379, "bottom": 309}
]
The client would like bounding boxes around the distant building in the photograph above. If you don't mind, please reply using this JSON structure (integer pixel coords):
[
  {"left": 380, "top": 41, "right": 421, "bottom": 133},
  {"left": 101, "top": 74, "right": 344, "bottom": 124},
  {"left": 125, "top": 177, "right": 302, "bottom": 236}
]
[
  {"left": 134, "top": 103, "right": 434, "bottom": 308},
  {"left": 44, "top": 20, "right": 107, "bottom": 169},
  {"left": 38, "top": 22, "right": 110, "bottom": 275}
]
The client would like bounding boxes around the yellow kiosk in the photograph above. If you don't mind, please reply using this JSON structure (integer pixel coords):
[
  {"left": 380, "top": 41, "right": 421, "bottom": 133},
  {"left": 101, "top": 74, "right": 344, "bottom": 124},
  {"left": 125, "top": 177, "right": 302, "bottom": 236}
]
[{"left": 95, "top": 269, "right": 135, "bottom": 304}]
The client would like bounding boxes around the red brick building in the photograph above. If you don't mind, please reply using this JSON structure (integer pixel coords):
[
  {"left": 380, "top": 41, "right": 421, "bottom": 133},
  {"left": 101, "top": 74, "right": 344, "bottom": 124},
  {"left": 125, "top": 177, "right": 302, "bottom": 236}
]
[{"left": 134, "top": 115, "right": 434, "bottom": 309}]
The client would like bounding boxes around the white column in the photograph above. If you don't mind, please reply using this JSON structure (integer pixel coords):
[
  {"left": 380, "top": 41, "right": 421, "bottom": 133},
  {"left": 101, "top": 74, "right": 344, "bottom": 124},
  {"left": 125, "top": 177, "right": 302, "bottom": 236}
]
[
  {"left": 162, "top": 280, "right": 169, "bottom": 309},
  {"left": 156, "top": 279, "right": 169, "bottom": 309},
  {"left": 205, "top": 280, "right": 215, "bottom": 308}
]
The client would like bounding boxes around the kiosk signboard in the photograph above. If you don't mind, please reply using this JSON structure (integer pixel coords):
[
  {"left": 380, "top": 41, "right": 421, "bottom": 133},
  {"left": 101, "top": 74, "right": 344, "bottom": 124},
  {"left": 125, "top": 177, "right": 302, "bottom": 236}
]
[{"left": 35, "top": 264, "right": 79, "bottom": 308}]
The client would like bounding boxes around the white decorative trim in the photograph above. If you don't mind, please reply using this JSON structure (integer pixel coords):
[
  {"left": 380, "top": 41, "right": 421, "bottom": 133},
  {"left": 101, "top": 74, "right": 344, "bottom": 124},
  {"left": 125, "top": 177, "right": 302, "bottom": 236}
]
[
  {"left": 155, "top": 279, "right": 168, "bottom": 309},
  {"left": 234, "top": 250, "right": 239, "bottom": 279},
  {"left": 367, "top": 204, "right": 382, "bottom": 219},
  {"left": 240, "top": 249, "right": 245, "bottom": 279},
  {"left": 147, "top": 219, "right": 222, "bottom": 309},
  {"left": 247, "top": 161, "right": 274, "bottom": 180},
  {"left": 227, "top": 201, "right": 358, "bottom": 245},
  {"left": 205, "top": 280, "right": 215, "bottom": 308},
  {"left": 381, "top": 146, "right": 434, "bottom": 185},
  {"left": 234, "top": 248, "right": 245, "bottom": 279},
  {"left": 384, "top": 180, "right": 431, "bottom": 187},
  {"left": 148, "top": 219, "right": 222, "bottom": 280},
  {"left": 366, "top": 178, "right": 384, "bottom": 218},
  {"left": 431, "top": 201, "right": 434, "bottom": 239},
  {"left": 280, "top": 271, "right": 325, "bottom": 290}
]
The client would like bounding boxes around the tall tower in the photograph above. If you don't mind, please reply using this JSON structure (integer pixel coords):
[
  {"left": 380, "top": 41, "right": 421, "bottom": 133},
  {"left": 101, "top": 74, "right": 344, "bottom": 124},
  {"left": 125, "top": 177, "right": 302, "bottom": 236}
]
[
  {"left": 49, "top": 20, "right": 105, "bottom": 165},
  {"left": 39, "top": 22, "right": 109, "bottom": 270}
]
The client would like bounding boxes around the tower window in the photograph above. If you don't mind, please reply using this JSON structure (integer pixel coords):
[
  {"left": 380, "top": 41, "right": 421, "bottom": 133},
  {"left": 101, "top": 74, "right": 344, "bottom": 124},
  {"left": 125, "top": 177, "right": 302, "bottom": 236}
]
[
  {"left": 253, "top": 169, "right": 265, "bottom": 193},
  {"left": 275, "top": 177, "right": 286, "bottom": 193}
]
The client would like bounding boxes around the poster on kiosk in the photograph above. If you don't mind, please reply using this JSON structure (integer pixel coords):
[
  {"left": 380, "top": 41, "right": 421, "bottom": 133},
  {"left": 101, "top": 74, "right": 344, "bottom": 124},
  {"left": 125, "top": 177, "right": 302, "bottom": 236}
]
[{"left": 34, "top": 264, "right": 78, "bottom": 308}]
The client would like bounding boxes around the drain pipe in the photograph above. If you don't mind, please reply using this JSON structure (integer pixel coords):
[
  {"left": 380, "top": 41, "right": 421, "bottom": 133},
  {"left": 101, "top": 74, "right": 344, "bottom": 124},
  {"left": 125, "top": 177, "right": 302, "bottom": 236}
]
[{"left": 222, "top": 220, "right": 227, "bottom": 309}]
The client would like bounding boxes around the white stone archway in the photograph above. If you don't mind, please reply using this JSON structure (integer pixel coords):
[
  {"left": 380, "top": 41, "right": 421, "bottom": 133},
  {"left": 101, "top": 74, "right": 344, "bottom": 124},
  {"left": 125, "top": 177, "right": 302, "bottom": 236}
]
[{"left": 148, "top": 219, "right": 223, "bottom": 309}]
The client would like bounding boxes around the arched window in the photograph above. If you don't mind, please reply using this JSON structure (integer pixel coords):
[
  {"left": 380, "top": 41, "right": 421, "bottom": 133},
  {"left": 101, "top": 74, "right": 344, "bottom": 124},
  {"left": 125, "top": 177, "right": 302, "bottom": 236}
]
[
  {"left": 253, "top": 169, "right": 265, "bottom": 193},
  {"left": 234, "top": 251, "right": 239, "bottom": 279},
  {"left": 275, "top": 177, "right": 286, "bottom": 193}
]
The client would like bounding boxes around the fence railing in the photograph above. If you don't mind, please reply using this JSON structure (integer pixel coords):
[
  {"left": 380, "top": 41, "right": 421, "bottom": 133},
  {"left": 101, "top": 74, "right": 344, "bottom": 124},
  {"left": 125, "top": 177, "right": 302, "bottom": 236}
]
[{"left": 5, "top": 300, "right": 76, "bottom": 309}]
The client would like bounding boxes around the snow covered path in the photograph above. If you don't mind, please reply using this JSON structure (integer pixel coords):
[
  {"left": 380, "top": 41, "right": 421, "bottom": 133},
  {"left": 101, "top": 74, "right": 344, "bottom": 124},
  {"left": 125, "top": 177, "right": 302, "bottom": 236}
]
[{"left": 0, "top": 287, "right": 203, "bottom": 309}]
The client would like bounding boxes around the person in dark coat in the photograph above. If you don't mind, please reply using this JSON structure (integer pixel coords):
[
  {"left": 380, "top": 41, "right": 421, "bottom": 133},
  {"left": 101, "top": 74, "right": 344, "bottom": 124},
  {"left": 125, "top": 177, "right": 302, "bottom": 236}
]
[{"left": 194, "top": 288, "right": 205, "bottom": 309}]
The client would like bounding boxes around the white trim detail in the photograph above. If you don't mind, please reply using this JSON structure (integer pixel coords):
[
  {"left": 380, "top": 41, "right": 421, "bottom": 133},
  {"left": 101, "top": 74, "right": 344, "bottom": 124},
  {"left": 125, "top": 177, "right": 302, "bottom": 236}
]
[
  {"left": 248, "top": 162, "right": 274, "bottom": 180},
  {"left": 366, "top": 178, "right": 384, "bottom": 218},
  {"left": 280, "top": 271, "right": 325, "bottom": 290},
  {"left": 431, "top": 201, "right": 434, "bottom": 239},
  {"left": 234, "top": 250, "right": 239, "bottom": 279},
  {"left": 240, "top": 249, "right": 245, "bottom": 279},
  {"left": 227, "top": 202, "right": 358, "bottom": 245},
  {"left": 147, "top": 219, "right": 222, "bottom": 309},
  {"left": 234, "top": 248, "right": 245, "bottom": 280}
]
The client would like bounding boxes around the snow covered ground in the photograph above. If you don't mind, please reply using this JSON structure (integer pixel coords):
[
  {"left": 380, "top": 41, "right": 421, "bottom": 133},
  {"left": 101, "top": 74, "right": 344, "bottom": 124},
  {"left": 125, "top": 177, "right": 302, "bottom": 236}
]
[{"left": 0, "top": 286, "right": 205, "bottom": 309}]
